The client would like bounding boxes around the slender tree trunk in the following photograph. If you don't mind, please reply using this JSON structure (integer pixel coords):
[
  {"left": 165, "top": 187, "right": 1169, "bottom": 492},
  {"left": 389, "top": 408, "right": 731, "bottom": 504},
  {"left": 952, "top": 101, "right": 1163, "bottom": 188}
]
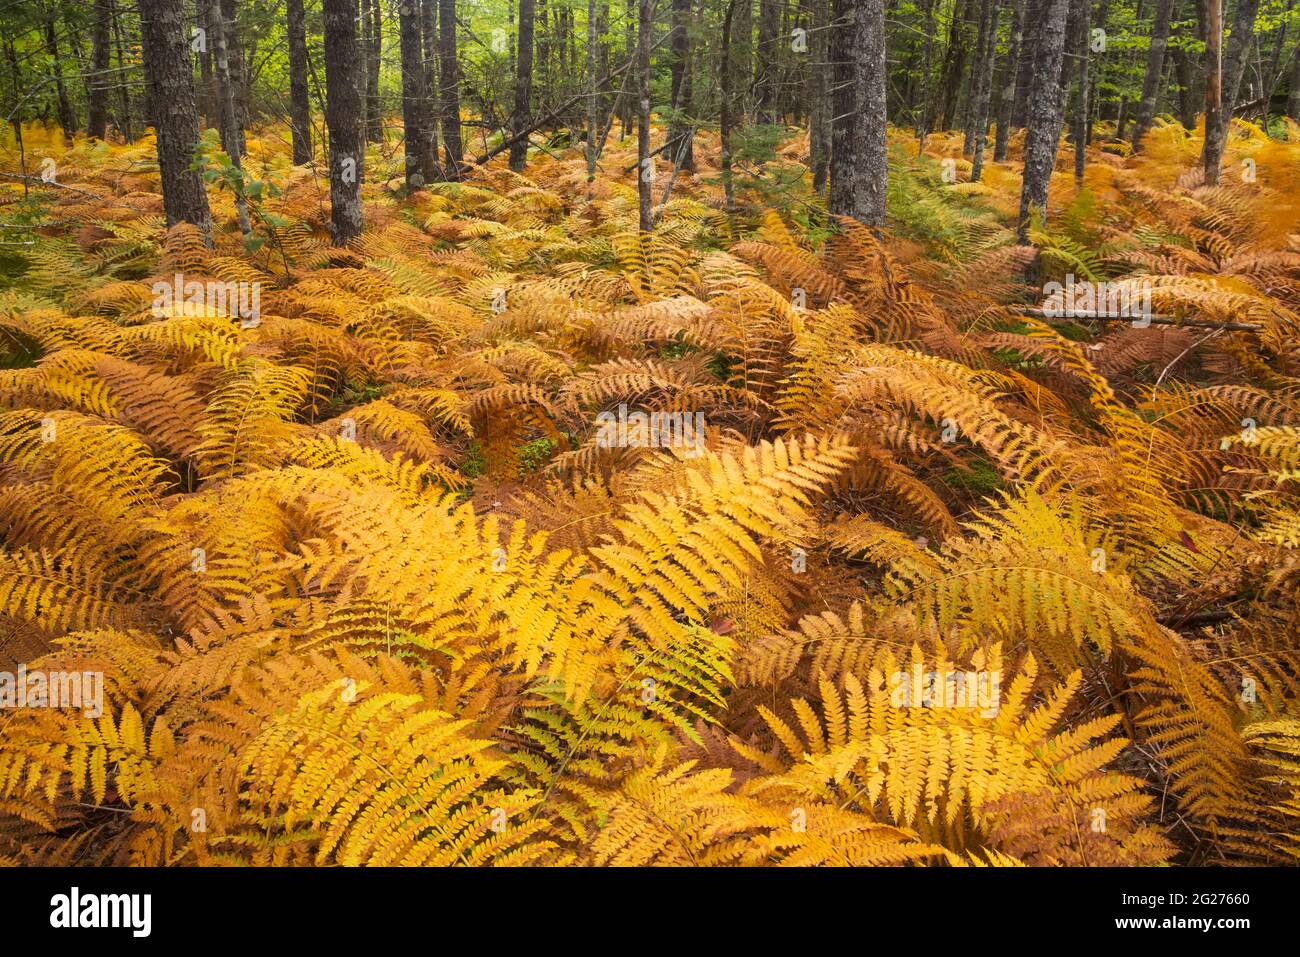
[
  {"left": 810, "top": 0, "right": 831, "bottom": 187},
  {"left": 220, "top": 0, "right": 247, "bottom": 153},
  {"left": 937, "top": 0, "right": 972, "bottom": 131},
  {"left": 511, "top": 0, "right": 536, "bottom": 170},
  {"left": 1073, "top": 0, "right": 1088, "bottom": 180},
  {"left": 757, "top": 0, "right": 779, "bottom": 123},
  {"left": 198, "top": 0, "right": 215, "bottom": 124},
  {"left": 916, "top": 0, "right": 937, "bottom": 148},
  {"left": 439, "top": 0, "right": 464, "bottom": 177},
  {"left": 669, "top": 0, "right": 695, "bottom": 171},
  {"left": 852, "top": 0, "right": 887, "bottom": 227},
  {"left": 1221, "top": 0, "right": 1260, "bottom": 126},
  {"left": 399, "top": 0, "right": 427, "bottom": 188},
  {"left": 828, "top": 0, "right": 856, "bottom": 212},
  {"left": 87, "top": 0, "right": 112, "bottom": 139},
  {"left": 1012, "top": 0, "right": 1041, "bottom": 127},
  {"left": 323, "top": 0, "right": 365, "bottom": 242},
  {"left": 1202, "top": 0, "right": 1225, "bottom": 183},
  {"left": 209, "top": 0, "right": 251, "bottom": 234},
  {"left": 364, "top": 0, "right": 383, "bottom": 142},
  {"left": 112, "top": 3, "right": 134, "bottom": 141},
  {"left": 721, "top": 0, "right": 737, "bottom": 210},
  {"left": 969, "top": 0, "right": 1002, "bottom": 177},
  {"left": 995, "top": 0, "right": 1024, "bottom": 159},
  {"left": 964, "top": 0, "right": 996, "bottom": 156},
  {"left": 136, "top": 0, "right": 212, "bottom": 241},
  {"left": 287, "top": 0, "right": 314, "bottom": 164},
  {"left": 42, "top": 4, "right": 77, "bottom": 145},
  {"left": 421, "top": 0, "right": 439, "bottom": 175},
  {"left": 587, "top": 0, "right": 600, "bottom": 193},
  {"left": 1132, "top": 0, "right": 1174, "bottom": 149},
  {"left": 636, "top": 0, "right": 652, "bottom": 230},
  {"left": 1017, "top": 0, "right": 1071, "bottom": 242}
]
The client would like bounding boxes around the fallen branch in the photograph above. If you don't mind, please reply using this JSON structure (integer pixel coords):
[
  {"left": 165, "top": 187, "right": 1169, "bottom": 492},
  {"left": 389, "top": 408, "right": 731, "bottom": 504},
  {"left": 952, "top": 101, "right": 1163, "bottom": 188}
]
[
  {"left": 0, "top": 171, "right": 102, "bottom": 199},
  {"left": 1013, "top": 306, "right": 1261, "bottom": 333}
]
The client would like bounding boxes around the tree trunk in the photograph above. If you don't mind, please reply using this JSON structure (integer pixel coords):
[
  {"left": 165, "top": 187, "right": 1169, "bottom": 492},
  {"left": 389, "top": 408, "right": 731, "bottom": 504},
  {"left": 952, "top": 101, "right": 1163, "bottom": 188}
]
[
  {"left": 323, "top": 0, "right": 365, "bottom": 242},
  {"left": 757, "top": 0, "right": 778, "bottom": 123},
  {"left": 209, "top": 0, "right": 251, "bottom": 234},
  {"left": 220, "top": 0, "right": 248, "bottom": 154},
  {"left": 852, "top": 0, "right": 888, "bottom": 227},
  {"left": 42, "top": 5, "right": 77, "bottom": 145},
  {"left": 511, "top": 0, "right": 536, "bottom": 170},
  {"left": 994, "top": 0, "right": 1024, "bottom": 159},
  {"left": 439, "top": 0, "right": 464, "bottom": 177},
  {"left": 87, "top": 0, "right": 111, "bottom": 139},
  {"left": 828, "top": 0, "right": 856, "bottom": 213},
  {"left": 112, "top": 3, "right": 134, "bottom": 141},
  {"left": 669, "top": 0, "right": 695, "bottom": 171},
  {"left": 721, "top": 0, "right": 737, "bottom": 210},
  {"left": 399, "top": 0, "right": 428, "bottom": 188},
  {"left": 1221, "top": 0, "right": 1260, "bottom": 127},
  {"left": 1012, "top": 0, "right": 1041, "bottom": 127},
  {"left": 1072, "top": 0, "right": 1088, "bottom": 180},
  {"left": 1132, "top": 0, "right": 1174, "bottom": 149},
  {"left": 969, "top": 0, "right": 1002, "bottom": 177},
  {"left": 916, "top": 0, "right": 937, "bottom": 148},
  {"left": 964, "top": 0, "right": 997, "bottom": 156},
  {"left": 810, "top": 0, "right": 831, "bottom": 187},
  {"left": 365, "top": 0, "right": 383, "bottom": 142},
  {"left": 936, "top": 0, "right": 972, "bottom": 131},
  {"left": 587, "top": 0, "right": 600, "bottom": 193},
  {"left": 636, "top": 0, "right": 652, "bottom": 230},
  {"left": 287, "top": 0, "right": 314, "bottom": 164},
  {"left": 136, "top": 0, "right": 212, "bottom": 241},
  {"left": 1202, "top": 0, "right": 1225, "bottom": 183},
  {"left": 1017, "top": 0, "right": 1071, "bottom": 242}
]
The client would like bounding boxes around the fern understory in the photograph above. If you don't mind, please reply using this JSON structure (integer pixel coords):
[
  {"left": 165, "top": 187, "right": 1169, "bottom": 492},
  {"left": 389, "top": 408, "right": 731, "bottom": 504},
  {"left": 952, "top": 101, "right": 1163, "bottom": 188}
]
[{"left": 1, "top": 116, "right": 1299, "bottom": 866}]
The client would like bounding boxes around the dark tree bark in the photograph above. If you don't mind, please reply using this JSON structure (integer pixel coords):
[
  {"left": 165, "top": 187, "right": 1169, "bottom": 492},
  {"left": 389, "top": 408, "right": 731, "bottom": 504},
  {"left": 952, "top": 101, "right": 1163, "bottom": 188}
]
[
  {"left": 511, "top": 0, "right": 536, "bottom": 170},
  {"left": 112, "top": 3, "right": 134, "bottom": 140},
  {"left": 399, "top": 0, "right": 428, "bottom": 188},
  {"left": 420, "top": 0, "right": 440, "bottom": 180},
  {"left": 439, "top": 0, "right": 464, "bottom": 178},
  {"left": 936, "top": 0, "right": 972, "bottom": 131},
  {"left": 828, "top": 0, "right": 856, "bottom": 213},
  {"left": 851, "top": 0, "right": 888, "bottom": 227},
  {"left": 1202, "top": 0, "right": 1225, "bottom": 183},
  {"left": 636, "top": 0, "right": 652, "bottom": 230},
  {"left": 964, "top": 0, "right": 997, "bottom": 157},
  {"left": 994, "top": 0, "right": 1025, "bottom": 160},
  {"left": 968, "top": 0, "right": 1002, "bottom": 176},
  {"left": 1017, "top": 0, "right": 1071, "bottom": 242},
  {"left": 916, "top": 0, "right": 937, "bottom": 148},
  {"left": 669, "top": 0, "right": 695, "bottom": 171},
  {"left": 42, "top": 4, "right": 77, "bottom": 145},
  {"left": 757, "top": 0, "right": 779, "bottom": 123},
  {"left": 810, "top": 0, "right": 831, "bottom": 187},
  {"left": 287, "top": 0, "right": 314, "bottom": 164},
  {"left": 87, "top": 0, "right": 112, "bottom": 139},
  {"left": 587, "top": 0, "right": 600, "bottom": 192},
  {"left": 1072, "top": 0, "right": 1088, "bottom": 180},
  {"left": 1132, "top": 0, "right": 1175, "bottom": 149},
  {"left": 323, "top": 0, "right": 365, "bottom": 242},
  {"left": 136, "top": 0, "right": 212, "bottom": 241}
]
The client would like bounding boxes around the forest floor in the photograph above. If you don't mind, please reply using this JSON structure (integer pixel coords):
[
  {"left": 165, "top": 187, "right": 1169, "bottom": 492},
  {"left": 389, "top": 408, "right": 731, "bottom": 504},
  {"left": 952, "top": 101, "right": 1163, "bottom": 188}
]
[{"left": 0, "top": 118, "right": 1298, "bottom": 866}]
